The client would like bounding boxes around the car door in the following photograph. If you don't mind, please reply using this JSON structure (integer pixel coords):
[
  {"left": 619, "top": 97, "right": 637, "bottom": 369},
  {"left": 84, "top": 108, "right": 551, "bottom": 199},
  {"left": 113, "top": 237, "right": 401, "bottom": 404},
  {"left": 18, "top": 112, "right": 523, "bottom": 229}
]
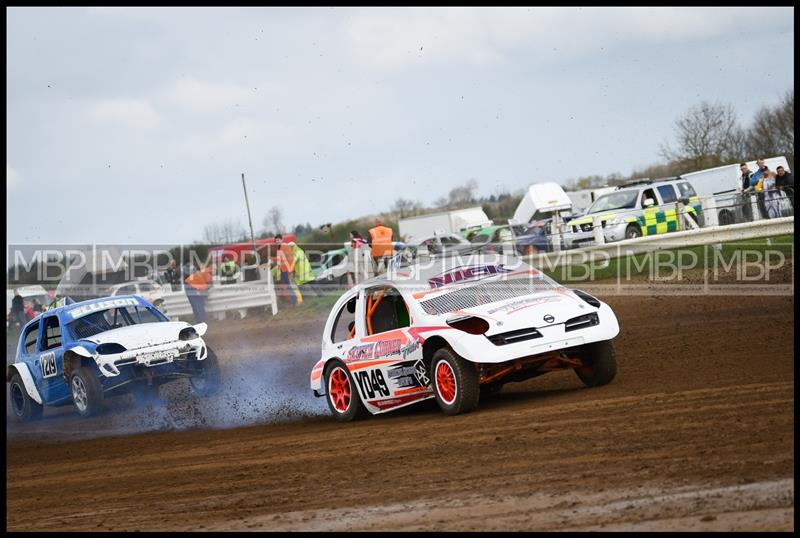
[
  {"left": 36, "top": 313, "right": 71, "bottom": 404},
  {"left": 349, "top": 285, "right": 429, "bottom": 412},
  {"left": 656, "top": 184, "right": 680, "bottom": 233},
  {"left": 19, "top": 320, "right": 43, "bottom": 396}
]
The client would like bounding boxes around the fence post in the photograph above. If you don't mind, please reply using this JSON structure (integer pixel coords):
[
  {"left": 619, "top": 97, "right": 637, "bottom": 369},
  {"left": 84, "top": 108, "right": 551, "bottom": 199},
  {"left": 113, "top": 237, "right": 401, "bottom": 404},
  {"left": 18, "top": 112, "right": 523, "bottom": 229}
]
[
  {"left": 702, "top": 196, "right": 718, "bottom": 228},
  {"left": 750, "top": 193, "right": 761, "bottom": 222},
  {"left": 592, "top": 216, "right": 605, "bottom": 245},
  {"left": 551, "top": 212, "right": 562, "bottom": 253}
]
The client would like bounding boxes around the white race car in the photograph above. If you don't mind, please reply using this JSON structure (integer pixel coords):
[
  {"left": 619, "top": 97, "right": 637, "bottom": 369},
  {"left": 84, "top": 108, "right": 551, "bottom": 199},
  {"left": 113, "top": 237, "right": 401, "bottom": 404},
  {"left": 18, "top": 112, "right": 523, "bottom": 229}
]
[{"left": 310, "top": 252, "right": 620, "bottom": 421}]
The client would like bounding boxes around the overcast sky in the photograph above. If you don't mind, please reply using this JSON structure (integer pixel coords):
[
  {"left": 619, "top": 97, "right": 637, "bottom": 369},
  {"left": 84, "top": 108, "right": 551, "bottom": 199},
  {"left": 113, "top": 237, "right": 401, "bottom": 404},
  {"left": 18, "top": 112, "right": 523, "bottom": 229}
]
[{"left": 6, "top": 6, "right": 794, "bottom": 245}]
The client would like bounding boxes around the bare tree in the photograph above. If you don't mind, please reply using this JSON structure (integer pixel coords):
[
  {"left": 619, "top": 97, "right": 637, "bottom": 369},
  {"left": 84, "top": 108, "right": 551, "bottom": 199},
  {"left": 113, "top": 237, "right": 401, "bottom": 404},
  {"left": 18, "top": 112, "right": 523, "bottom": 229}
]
[
  {"left": 447, "top": 178, "right": 479, "bottom": 208},
  {"left": 203, "top": 219, "right": 246, "bottom": 244},
  {"left": 262, "top": 206, "right": 284, "bottom": 236},
  {"left": 660, "top": 101, "right": 744, "bottom": 170},
  {"left": 746, "top": 89, "right": 794, "bottom": 168},
  {"left": 391, "top": 197, "right": 422, "bottom": 218}
]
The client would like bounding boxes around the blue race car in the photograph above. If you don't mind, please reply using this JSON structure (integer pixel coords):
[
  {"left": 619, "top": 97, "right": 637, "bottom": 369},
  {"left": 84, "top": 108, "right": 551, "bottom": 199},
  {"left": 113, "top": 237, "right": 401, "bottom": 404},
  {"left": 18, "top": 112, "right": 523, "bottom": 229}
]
[{"left": 7, "top": 295, "right": 220, "bottom": 421}]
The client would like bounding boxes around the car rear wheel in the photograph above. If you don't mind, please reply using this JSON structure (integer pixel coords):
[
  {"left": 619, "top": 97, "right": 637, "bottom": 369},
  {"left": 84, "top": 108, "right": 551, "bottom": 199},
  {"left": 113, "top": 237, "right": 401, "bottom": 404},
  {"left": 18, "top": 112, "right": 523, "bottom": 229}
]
[
  {"left": 9, "top": 372, "right": 43, "bottom": 422},
  {"left": 70, "top": 366, "right": 105, "bottom": 417},
  {"left": 574, "top": 340, "right": 618, "bottom": 387},
  {"left": 190, "top": 347, "right": 221, "bottom": 397},
  {"left": 431, "top": 348, "right": 480, "bottom": 415},
  {"left": 324, "top": 360, "right": 367, "bottom": 422}
]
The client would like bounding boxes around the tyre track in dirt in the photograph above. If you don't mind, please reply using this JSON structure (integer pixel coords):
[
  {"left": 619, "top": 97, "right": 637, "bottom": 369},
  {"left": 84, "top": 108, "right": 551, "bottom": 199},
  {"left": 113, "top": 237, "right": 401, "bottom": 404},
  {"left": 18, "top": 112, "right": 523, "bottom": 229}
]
[{"left": 6, "top": 295, "right": 794, "bottom": 531}]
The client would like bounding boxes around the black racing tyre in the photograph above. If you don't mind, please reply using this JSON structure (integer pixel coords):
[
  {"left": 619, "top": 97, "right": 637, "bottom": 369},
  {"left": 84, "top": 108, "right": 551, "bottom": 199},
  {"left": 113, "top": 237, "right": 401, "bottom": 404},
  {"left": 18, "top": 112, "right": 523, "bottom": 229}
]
[
  {"left": 70, "top": 366, "right": 105, "bottom": 418},
  {"left": 624, "top": 224, "right": 642, "bottom": 240},
  {"left": 574, "top": 340, "right": 618, "bottom": 387},
  {"left": 9, "top": 372, "right": 43, "bottom": 422},
  {"left": 190, "top": 347, "right": 222, "bottom": 397},
  {"left": 324, "top": 360, "right": 368, "bottom": 422},
  {"left": 718, "top": 210, "right": 734, "bottom": 226},
  {"left": 431, "top": 348, "right": 480, "bottom": 416}
]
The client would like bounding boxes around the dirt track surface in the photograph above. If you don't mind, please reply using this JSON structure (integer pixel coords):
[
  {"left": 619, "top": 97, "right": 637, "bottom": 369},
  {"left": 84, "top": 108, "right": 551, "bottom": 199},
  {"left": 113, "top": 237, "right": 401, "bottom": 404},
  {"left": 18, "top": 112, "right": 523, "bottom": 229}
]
[{"left": 6, "top": 295, "right": 794, "bottom": 531}]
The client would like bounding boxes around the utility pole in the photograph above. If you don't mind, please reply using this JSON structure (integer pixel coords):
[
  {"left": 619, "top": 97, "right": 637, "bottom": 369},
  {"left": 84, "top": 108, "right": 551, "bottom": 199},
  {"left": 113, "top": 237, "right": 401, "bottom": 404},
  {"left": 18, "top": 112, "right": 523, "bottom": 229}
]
[{"left": 241, "top": 173, "right": 260, "bottom": 267}]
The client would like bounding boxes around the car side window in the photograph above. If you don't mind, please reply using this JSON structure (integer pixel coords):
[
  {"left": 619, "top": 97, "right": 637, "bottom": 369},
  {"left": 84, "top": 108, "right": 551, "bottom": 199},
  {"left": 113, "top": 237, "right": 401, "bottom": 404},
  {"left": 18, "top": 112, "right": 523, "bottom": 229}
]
[
  {"left": 331, "top": 296, "right": 357, "bottom": 343},
  {"left": 119, "top": 284, "right": 136, "bottom": 294},
  {"left": 657, "top": 185, "right": 678, "bottom": 204},
  {"left": 678, "top": 182, "right": 697, "bottom": 199},
  {"left": 365, "top": 286, "right": 410, "bottom": 335},
  {"left": 139, "top": 282, "right": 154, "bottom": 292},
  {"left": 641, "top": 188, "right": 658, "bottom": 207},
  {"left": 23, "top": 321, "right": 40, "bottom": 355},
  {"left": 440, "top": 236, "right": 460, "bottom": 245},
  {"left": 40, "top": 316, "right": 62, "bottom": 351}
]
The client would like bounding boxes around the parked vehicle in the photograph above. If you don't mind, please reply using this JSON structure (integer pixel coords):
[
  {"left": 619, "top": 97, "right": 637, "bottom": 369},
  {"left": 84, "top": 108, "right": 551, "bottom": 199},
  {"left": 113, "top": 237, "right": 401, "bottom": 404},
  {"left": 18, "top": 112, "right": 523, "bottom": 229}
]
[
  {"left": 511, "top": 182, "right": 573, "bottom": 225},
  {"left": 108, "top": 279, "right": 165, "bottom": 308},
  {"left": 562, "top": 177, "right": 703, "bottom": 249},
  {"left": 399, "top": 207, "right": 493, "bottom": 243}
]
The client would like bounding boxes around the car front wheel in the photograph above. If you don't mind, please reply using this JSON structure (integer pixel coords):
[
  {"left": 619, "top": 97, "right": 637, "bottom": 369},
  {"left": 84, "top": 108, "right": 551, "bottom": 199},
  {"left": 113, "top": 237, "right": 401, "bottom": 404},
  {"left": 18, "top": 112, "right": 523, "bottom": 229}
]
[
  {"left": 574, "top": 340, "right": 618, "bottom": 387},
  {"left": 431, "top": 348, "right": 480, "bottom": 416},
  {"left": 190, "top": 347, "right": 222, "bottom": 397},
  {"left": 625, "top": 224, "right": 642, "bottom": 240},
  {"left": 9, "top": 372, "right": 43, "bottom": 422},
  {"left": 70, "top": 366, "right": 105, "bottom": 417}
]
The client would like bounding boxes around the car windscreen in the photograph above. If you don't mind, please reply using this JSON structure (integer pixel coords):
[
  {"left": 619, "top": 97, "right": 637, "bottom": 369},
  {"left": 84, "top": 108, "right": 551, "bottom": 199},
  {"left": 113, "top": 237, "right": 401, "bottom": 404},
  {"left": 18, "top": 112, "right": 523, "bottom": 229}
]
[
  {"left": 68, "top": 306, "right": 165, "bottom": 339},
  {"left": 587, "top": 190, "right": 639, "bottom": 213},
  {"left": 418, "top": 274, "right": 560, "bottom": 315}
]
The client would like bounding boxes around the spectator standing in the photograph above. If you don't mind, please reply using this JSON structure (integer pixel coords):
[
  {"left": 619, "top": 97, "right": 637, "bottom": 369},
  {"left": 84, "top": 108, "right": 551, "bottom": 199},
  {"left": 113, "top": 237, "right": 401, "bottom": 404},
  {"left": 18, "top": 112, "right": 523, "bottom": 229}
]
[
  {"left": 761, "top": 172, "right": 783, "bottom": 218},
  {"left": 738, "top": 162, "right": 753, "bottom": 192},
  {"left": 368, "top": 218, "right": 394, "bottom": 274},
  {"left": 10, "top": 290, "right": 26, "bottom": 329},
  {"left": 350, "top": 230, "right": 372, "bottom": 284},
  {"left": 754, "top": 165, "right": 770, "bottom": 219},
  {"left": 749, "top": 158, "right": 767, "bottom": 188},
  {"left": 218, "top": 254, "right": 239, "bottom": 285},
  {"left": 275, "top": 234, "right": 299, "bottom": 307},
  {"left": 184, "top": 264, "right": 213, "bottom": 323},
  {"left": 163, "top": 260, "right": 181, "bottom": 288},
  {"left": 290, "top": 242, "right": 314, "bottom": 305},
  {"left": 775, "top": 166, "right": 794, "bottom": 209},
  {"left": 181, "top": 261, "right": 195, "bottom": 284},
  {"left": 738, "top": 162, "right": 755, "bottom": 221}
]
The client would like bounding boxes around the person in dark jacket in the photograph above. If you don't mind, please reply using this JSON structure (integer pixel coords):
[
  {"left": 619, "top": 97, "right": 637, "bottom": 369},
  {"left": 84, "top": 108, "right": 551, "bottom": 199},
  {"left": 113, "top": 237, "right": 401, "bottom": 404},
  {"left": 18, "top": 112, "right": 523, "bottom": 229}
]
[
  {"left": 10, "top": 291, "right": 26, "bottom": 329},
  {"left": 775, "top": 166, "right": 794, "bottom": 209}
]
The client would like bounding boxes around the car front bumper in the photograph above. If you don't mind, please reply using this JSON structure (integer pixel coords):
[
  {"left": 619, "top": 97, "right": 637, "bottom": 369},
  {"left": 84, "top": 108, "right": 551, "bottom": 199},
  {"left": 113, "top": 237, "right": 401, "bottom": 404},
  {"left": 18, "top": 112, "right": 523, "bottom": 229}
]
[{"left": 94, "top": 337, "right": 208, "bottom": 377}]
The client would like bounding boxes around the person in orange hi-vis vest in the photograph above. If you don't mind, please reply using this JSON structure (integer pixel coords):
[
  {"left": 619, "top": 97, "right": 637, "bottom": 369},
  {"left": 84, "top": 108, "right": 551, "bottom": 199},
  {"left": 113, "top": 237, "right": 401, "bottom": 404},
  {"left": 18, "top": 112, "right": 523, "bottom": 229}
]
[
  {"left": 184, "top": 264, "right": 213, "bottom": 323},
  {"left": 275, "top": 234, "right": 300, "bottom": 307},
  {"left": 368, "top": 218, "right": 394, "bottom": 274}
]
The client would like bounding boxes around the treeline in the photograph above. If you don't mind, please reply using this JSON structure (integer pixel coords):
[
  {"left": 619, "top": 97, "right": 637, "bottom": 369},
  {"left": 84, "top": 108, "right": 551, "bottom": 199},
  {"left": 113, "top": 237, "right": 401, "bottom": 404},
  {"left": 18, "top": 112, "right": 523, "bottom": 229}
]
[{"left": 564, "top": 89, "right": 794, "bottom": 191}]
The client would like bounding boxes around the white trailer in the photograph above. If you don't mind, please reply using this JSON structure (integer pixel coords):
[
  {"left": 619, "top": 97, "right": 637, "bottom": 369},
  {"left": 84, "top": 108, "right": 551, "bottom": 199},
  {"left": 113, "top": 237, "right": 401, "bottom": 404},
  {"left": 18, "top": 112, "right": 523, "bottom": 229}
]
[
  {"left": 398, "top": 206, "right": 493, "bottom": 242},
  {"left": 511, "top": 182, "right": 573, "bottom": 225}
]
